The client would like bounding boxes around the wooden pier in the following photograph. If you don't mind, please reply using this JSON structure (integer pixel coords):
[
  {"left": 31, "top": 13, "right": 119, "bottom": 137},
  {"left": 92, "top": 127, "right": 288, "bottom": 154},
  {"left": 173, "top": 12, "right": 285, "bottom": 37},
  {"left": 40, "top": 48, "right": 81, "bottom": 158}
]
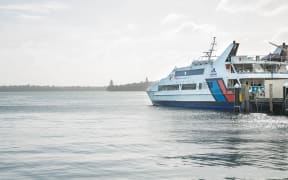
[
  {"left": 249, "top": 98, "right": 285, "bottom": 114},
  {"left": 235, "top": 83, "right": 288, "bottom": 115}
]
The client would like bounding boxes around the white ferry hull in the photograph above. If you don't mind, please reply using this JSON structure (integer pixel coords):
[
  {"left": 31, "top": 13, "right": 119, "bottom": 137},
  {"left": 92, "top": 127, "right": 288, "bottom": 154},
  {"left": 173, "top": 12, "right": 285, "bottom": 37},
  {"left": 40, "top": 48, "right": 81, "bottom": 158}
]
[
  {"left": 147, "top": 93, "right": 234, "bottom": 110},
  {"left": 147, "top": 78, "right": 237, "bottom": 110}
]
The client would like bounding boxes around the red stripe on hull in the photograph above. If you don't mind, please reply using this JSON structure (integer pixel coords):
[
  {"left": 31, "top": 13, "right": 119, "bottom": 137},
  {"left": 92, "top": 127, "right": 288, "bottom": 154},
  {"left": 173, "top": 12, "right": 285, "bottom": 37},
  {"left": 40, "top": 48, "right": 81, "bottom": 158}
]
[{"left": 217, "top": 79, "right": 235, "bottom": 103}]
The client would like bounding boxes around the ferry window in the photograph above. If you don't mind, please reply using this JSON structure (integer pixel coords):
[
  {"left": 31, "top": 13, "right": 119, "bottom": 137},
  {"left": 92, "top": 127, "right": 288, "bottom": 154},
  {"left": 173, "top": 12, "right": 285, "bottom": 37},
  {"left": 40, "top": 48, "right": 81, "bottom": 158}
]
[
  {"left": 175, "top": 69, "right": 204, "bottom": 77},
  {"left": 175, "top": 71, "right": 185, "bottom": 76},
  {"left": 159, "top": 85, "right": 179, "bottom": 91},
  {"left": 199, "top": 83, "right": 202, "bottom": 90},
  {"left": 182, "top": 84, "right": 196, "bottom": 90},
  {"left": 188, "top": 69, "right": 204, "bottom": 75}
]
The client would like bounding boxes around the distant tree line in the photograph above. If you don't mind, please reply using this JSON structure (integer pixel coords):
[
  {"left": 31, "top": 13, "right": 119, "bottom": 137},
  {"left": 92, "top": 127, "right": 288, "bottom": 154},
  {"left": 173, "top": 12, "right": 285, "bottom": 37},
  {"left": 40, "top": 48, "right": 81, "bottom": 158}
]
[
  {"left": 106, "top": 78, "right": 153, "bottom": 91},
  {"left": 0, "top": 78, "right": 154, "bottom": 92},
  {"left": 0, "top": 85, "right": 106, "bottom": 92}
]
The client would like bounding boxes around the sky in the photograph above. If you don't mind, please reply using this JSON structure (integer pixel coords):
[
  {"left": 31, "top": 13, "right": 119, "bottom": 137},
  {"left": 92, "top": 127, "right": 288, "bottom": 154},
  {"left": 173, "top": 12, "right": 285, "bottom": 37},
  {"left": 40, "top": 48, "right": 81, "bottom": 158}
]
[{"left": 0, "top": 0, "right": 288, "bottom": 86}]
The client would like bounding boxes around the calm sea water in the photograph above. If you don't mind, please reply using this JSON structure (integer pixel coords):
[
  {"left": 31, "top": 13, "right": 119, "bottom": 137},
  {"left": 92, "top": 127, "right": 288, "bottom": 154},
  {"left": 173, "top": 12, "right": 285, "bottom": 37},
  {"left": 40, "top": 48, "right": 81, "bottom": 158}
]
[{"left": 0, "top": 91, "right": 288, "bottom": 179}]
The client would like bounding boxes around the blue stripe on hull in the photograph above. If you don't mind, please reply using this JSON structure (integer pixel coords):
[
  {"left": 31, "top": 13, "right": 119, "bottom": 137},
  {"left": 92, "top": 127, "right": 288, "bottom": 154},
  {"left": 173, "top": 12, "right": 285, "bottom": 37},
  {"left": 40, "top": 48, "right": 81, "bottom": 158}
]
[
  {"left": 206, "top": 79, "right": 227, "bottom": 102},
  {"left": 152, "top": 101, "right": 234, "bottom": 110}
]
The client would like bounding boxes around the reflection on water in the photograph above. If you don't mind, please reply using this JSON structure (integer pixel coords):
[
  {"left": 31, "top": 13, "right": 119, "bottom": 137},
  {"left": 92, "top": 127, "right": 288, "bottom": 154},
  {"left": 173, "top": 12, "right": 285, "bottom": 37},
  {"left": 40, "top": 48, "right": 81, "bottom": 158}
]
[
  {"left": 0, "top": 92, "right": 288, "bottom": 179},
  {"left": 165, "top": 138, "right": 288, "bottom": 170},
  {"left": 163, "top": 112, "right": 288, "bottom": 172}
]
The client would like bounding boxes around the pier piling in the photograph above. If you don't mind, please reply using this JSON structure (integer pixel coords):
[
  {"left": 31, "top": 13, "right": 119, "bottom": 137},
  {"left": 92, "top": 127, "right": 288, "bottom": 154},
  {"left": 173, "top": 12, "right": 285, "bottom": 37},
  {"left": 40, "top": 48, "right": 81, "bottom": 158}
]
[
  {"left": 234, "top": 87, "right": 241, "bottom": 112},
  {"left": 245, "top": 86, "right": 249, "bottom": 112},
  {"left": 269, "top": 84, "right": 273, "bottom": 113},
  {"left": 241, "top": 84, "right": 250, "bottom": 113}
]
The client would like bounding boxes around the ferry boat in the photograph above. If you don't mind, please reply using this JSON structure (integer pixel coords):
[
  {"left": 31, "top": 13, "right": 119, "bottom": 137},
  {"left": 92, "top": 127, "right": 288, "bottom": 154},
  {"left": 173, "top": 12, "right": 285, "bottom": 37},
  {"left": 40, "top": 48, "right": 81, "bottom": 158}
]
[{"left": 146, "top": 37, "right": 288, "bottom": 111}]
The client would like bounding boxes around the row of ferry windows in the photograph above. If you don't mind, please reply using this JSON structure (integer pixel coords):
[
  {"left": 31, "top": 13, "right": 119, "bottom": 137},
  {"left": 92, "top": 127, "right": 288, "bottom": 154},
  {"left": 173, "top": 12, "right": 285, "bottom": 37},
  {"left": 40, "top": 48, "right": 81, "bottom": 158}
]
[{"left": 159, "top": 83, "right": 207, "bottom": 91}]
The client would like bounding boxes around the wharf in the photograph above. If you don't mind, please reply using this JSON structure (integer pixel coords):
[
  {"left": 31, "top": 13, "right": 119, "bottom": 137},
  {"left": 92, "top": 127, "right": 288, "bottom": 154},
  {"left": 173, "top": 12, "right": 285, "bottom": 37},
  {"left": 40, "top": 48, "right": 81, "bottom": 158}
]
[
  {"left": 235, "top": 83, "right": 288, "bottom": 115},
  {"left": 249, "top": 98, "right": 286, "bottom": 114}
]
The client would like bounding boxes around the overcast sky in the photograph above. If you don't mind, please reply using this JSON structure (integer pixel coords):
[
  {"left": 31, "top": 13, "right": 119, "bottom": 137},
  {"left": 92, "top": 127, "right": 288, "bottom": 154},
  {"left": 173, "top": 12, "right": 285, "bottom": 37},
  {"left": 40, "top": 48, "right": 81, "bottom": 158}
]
[{"left": 0, "top": 0, "right": 288, "bottom": 86}]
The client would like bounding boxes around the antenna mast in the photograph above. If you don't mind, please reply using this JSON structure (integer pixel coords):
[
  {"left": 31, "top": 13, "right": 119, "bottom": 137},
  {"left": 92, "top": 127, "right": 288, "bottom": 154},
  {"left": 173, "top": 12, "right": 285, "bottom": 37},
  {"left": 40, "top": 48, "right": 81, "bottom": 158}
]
[{"left": 208, "top": 37, "right": 216, "bottom": 61}]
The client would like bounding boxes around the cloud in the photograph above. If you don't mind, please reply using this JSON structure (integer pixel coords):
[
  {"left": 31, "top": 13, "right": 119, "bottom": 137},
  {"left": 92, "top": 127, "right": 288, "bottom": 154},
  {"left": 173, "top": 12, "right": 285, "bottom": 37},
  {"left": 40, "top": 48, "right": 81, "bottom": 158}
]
[
  {"left": 216, "top": 0, "right": 257, "bottom": 13},
  {"left": 127, "top": 24, "right": 136, "bottom": 31},
  {"left": 216, "top": 0, "right": 288, "bottom": 16},
  {"left": 16, "top": 14, "right": 45, "bottom": 20},
  {"left": 272, "top": 27, "right": 288, "bottom": 42},
  {"left": 160, "top": 14, "right": 216, "bottom": 39},
  {"left": 175, "top": 22, "right": 216, "bottom": 34},
  {"left": 164, "top": 21, "right": 216, "bottom": 38},
  {"left": 259, "top": 0, "right": 288, "bottom": 16},
  {"left": 0, "top": 1, "right": 67, "bottom": 14},
  {"left": 161, "top": 13, "right": 187, "bottom": 25}
]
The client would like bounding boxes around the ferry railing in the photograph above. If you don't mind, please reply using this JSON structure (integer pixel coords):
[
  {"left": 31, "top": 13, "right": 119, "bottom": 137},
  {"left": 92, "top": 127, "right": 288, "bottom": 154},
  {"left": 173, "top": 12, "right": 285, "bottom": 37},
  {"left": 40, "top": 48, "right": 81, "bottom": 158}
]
[
  {"left": 230, "top": 55, "right": 288, "bottom": 74},
  {"left": 231, "top": 55, "right": 287, "bottom": 63},
  {"left": 236, "top": 71, "right": 288, "bottom": 74}
]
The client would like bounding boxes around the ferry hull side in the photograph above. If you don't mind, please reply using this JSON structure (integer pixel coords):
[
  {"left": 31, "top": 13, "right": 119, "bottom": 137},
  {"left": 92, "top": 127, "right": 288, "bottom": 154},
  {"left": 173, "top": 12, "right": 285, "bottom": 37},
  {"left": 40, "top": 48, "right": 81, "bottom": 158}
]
[
  {"left": 151, "top": 100, "right": 234, "bottom": 110},
  {"left": 147, "top": 91, "right": 235, "bottom": 110},
  {"left": 146, "top": 76, "right": 237, "bottom": 111}
]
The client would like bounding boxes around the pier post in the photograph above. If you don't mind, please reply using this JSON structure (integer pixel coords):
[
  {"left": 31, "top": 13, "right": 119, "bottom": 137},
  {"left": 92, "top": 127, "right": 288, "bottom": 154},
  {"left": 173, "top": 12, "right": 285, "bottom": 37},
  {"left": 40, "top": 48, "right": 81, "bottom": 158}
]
[
  {"left": 241, "top": 84, "right": 249, "bottom": 113},
  {"left": 241, "top": 85, "right": 245, "bottom": 112},
  {"left": 234, "top": 87, "right": 241, "bottom": 112},
  {"left": 269, "top": 84, "right": 273, "bottom": 113},
  {"left": 245, "top": 85, "right": 249, "bottom": 113}
]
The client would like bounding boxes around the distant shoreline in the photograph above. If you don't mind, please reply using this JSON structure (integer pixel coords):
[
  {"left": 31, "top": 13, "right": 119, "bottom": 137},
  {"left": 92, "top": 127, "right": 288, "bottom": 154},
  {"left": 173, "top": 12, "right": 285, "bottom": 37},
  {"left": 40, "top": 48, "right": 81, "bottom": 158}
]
[
  {"left": 106, "top": 81, "right": 153, "bottom": 92},
  {"left": 0, "top": 85, "right": 106, "bottom": 92},
  {"left": 0, "top": 81, "right": 154, "bottom": 92}
]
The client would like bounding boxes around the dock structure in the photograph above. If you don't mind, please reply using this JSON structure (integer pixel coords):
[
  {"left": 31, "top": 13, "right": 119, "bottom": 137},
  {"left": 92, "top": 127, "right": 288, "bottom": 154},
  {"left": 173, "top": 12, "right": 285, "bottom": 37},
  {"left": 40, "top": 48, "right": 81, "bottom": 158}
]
[
  {"left": 236, "top": 82, "right": 288, "bottom": 115},
  {"left": 250, "top": 98, "right": 285, "bottom": 114}
]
